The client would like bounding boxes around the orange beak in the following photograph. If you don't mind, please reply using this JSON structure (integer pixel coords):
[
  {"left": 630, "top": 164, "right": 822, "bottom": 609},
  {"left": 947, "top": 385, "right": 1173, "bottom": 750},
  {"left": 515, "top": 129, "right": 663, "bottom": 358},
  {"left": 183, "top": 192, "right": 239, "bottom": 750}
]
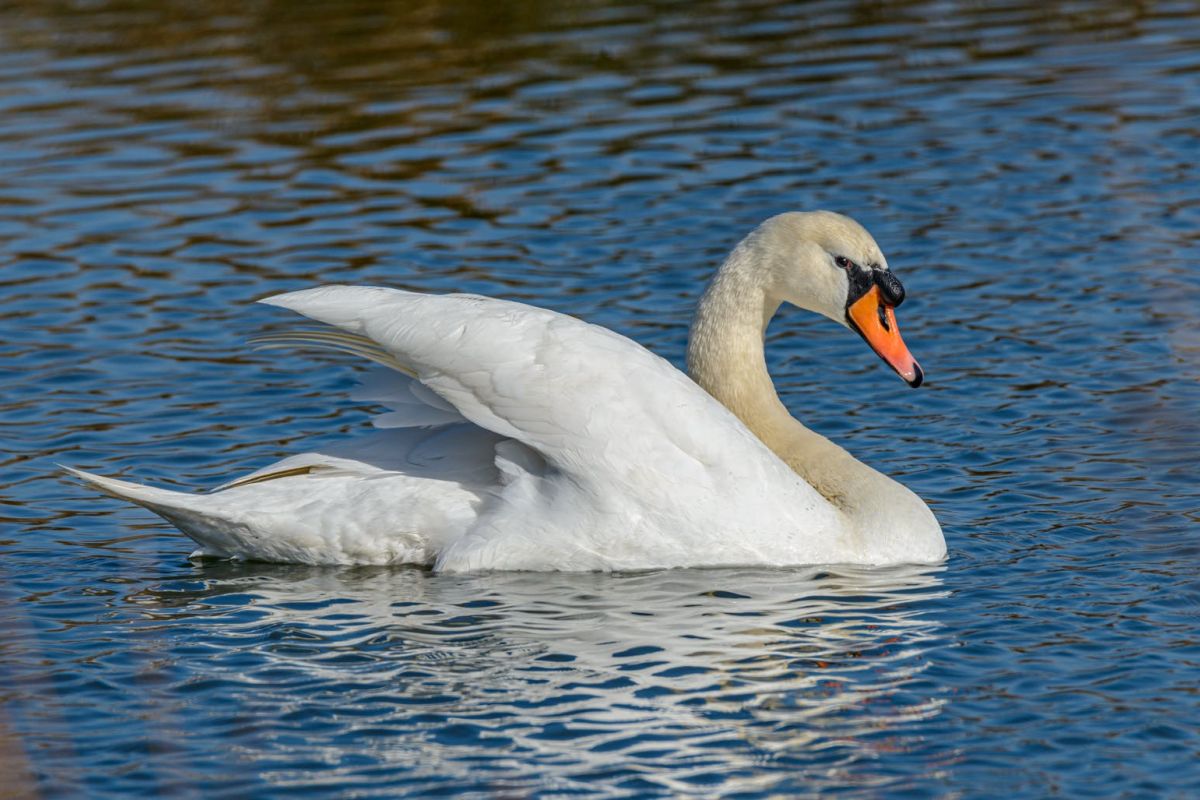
[{"left": 847, "top": 285, "right": 923, "bottom": 387}]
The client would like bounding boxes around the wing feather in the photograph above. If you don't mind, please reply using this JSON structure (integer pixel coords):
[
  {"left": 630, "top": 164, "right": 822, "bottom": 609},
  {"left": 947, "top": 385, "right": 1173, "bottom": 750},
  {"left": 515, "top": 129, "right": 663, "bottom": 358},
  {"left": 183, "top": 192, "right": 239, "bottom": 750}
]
[{"left": 258, "top": 286, "right": 790, "bottom": 490}]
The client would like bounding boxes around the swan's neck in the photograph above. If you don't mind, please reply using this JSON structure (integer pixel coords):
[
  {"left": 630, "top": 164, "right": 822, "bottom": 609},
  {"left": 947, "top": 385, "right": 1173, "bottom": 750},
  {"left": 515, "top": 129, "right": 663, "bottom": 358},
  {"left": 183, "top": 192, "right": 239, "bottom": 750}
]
[{"left": 685, "top": 245, "right": 926, "bottom": 539}]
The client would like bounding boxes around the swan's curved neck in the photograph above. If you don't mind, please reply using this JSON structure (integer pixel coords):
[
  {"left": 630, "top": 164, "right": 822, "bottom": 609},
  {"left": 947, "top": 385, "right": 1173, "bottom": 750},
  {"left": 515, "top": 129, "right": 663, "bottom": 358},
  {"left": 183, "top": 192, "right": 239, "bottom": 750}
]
[
  {"left": 686, "top": 245, "right": 791, "bottom": 451},
  {"left": 685, "top": 243, "right": 920, "bottom": 537}
]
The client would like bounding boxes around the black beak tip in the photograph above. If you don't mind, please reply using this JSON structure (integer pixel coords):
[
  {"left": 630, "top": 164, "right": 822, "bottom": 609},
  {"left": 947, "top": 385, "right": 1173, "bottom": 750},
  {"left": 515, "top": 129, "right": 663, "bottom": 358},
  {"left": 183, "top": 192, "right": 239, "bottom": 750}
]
[{"left": 906, "top": 364, "right": 924, "bottom": 388}]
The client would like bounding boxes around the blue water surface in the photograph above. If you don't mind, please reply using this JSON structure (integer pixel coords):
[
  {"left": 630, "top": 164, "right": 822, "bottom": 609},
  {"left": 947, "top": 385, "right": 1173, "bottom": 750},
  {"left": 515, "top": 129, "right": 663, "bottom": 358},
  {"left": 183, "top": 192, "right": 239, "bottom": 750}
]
[{"left": 1, "top": 1, "right": 1198, "bottom": 797}]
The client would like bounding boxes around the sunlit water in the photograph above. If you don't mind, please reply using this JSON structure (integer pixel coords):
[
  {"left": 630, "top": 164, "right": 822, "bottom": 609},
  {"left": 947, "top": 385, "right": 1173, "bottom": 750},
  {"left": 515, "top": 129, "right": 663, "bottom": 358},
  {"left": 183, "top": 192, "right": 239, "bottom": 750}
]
[{"left": 2, "top": 1, "right": 1198, "bottom": 797}]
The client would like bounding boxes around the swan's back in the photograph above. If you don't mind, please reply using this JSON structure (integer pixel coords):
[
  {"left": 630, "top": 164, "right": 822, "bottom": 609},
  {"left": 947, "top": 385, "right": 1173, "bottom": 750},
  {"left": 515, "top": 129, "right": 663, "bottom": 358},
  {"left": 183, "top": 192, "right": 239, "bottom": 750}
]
[{"left": 263, "top": 287, "right": 841, "bottom": 570}]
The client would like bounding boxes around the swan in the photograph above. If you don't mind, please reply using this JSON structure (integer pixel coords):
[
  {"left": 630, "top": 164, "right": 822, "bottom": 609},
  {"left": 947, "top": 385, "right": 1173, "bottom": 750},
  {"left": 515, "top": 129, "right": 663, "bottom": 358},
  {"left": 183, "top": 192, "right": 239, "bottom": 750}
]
[{"left": 66, "top": 211, "right": 946, "bottom": 571}]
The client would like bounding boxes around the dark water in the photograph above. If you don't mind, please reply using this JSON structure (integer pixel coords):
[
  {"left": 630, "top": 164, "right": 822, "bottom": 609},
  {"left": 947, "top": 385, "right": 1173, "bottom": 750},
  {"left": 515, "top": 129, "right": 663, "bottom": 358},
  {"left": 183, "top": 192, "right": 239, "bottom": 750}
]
[{"left": 2, "top": 0, "right": 1199, "bottom": 796}]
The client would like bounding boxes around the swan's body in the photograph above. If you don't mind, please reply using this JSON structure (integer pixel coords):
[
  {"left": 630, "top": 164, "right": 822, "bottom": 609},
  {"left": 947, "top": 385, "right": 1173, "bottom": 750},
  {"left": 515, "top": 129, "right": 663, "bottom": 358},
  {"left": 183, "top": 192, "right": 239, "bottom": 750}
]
[{"left": 69, "top": 212, "right": 945, "bottom": 571}]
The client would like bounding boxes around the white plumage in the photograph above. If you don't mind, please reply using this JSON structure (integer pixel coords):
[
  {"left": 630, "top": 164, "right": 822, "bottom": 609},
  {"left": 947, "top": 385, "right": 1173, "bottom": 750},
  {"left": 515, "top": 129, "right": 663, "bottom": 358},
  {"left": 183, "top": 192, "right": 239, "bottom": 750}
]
[{"left": 68, "top": 212, "right": 946, "bottom": 571}]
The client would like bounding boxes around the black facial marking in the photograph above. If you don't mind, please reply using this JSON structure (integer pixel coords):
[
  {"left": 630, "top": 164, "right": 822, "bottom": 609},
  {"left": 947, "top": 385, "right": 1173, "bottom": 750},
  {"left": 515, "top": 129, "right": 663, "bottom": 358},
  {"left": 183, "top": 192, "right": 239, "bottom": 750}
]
[
  {"left": 843, "top": 260, "right": 874, "bottom": 308},
  {"left": 839, "top": 254, "right": 908, "bottom": 312}
]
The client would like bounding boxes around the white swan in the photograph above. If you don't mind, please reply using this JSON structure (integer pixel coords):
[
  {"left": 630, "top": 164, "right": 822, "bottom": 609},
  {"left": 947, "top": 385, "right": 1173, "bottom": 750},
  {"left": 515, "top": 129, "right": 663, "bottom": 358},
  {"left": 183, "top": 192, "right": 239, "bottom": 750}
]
[{"left": 67, "top": 211, "right": 946, "bottom": 571}]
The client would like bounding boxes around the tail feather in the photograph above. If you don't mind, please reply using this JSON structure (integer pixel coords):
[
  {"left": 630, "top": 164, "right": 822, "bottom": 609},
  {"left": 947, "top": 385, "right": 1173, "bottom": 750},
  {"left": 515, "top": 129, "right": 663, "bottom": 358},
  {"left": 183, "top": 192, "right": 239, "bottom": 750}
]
[
  {"left": 60, "top": 466, "right": 236, "bottom": 557},
  {"left": 60, "top": 466, "right": 196, "bottom": 512}
]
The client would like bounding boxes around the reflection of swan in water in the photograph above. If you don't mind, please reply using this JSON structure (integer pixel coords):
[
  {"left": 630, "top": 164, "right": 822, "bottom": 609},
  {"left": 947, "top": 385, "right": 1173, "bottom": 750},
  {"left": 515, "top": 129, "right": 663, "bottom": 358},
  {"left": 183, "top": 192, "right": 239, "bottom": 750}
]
[{"left": 128, "top": 565, "right": 949, "bottom": 793}]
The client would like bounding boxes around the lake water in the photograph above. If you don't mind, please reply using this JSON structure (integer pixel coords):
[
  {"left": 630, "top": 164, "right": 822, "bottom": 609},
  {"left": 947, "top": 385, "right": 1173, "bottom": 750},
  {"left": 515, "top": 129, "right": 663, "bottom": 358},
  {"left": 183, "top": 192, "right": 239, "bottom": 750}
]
[{"left": 2, "top": 0, "right": 1198, "bottom": 796}]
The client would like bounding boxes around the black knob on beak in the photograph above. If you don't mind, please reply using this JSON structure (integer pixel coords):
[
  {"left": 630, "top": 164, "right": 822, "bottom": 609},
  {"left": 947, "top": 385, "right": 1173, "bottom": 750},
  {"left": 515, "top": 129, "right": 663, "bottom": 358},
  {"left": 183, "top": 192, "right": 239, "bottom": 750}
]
[{"left": 874, "top": 270, "right": 905, "bottom": 307}]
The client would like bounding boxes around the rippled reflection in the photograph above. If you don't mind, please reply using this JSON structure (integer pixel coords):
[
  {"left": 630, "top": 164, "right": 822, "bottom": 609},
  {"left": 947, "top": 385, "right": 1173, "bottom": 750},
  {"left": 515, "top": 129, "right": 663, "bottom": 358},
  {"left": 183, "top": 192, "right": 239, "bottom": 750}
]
[{"left": 109, "top": 565, "right": 947, "bottom": 795}]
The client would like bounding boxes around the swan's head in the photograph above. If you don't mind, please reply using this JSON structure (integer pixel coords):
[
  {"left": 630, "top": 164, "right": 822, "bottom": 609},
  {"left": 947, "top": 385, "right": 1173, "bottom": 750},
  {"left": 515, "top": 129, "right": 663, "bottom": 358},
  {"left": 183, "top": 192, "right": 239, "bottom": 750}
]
[{"left": 756, "top": 211, "right": 924, "bottom": 387}]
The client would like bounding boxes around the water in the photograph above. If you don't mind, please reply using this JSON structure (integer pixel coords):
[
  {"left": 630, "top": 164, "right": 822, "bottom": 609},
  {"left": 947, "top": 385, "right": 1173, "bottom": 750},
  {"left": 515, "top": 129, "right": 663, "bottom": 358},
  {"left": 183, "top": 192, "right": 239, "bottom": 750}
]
[{"left": 2, "top": 0, "right": 1198, "bottom": 796}]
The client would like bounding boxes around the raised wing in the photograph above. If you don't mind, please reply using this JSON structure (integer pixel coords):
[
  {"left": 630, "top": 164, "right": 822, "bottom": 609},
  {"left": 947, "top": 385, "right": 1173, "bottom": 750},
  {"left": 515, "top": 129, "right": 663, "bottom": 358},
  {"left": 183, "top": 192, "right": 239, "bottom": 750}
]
[
  {"left": 261, "top": 288, "right": 738, "bottom": 478},
  {"left": 260, "top": 286, "right": 834, "bottom": 570}
]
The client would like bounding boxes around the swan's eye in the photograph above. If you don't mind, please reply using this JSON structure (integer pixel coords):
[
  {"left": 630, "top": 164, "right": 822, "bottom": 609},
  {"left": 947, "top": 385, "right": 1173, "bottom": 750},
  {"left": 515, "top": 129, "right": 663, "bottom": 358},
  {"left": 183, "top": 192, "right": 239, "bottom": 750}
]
[{"left": 834, "top": 255, "right": 856, "bottom": 270}]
